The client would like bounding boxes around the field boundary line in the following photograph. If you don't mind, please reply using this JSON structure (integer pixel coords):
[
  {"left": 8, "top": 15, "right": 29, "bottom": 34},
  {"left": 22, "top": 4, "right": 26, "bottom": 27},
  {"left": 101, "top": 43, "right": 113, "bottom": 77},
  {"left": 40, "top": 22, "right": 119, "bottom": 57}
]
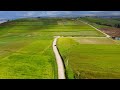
[
  {"left": 62, "top": 36, "right": 109, "bottom": 39},
  {"left": 79, "top": 20, "right": 111, "bottom": 38},
  {"left": 79, "top": 20, "right": 120, "bottom": 45}
]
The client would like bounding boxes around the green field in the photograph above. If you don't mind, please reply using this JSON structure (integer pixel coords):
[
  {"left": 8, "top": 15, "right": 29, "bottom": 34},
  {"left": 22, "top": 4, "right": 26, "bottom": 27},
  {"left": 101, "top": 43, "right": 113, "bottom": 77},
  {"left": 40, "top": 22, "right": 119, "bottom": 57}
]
[
  {"left": 0, "top": 18, "right": 58, "bottom": 79},
  {"left": 1, "top": 17, "right": 120, "bottom": 79},
  {"left": 79, "top": 17, "right": 120, "bottom": 28},
  {"left": 0, "top": 31, "right": 57, "bottom": 79},
  {"left": 0, "top": 18, "right": 106, "bottom": 79},
  {"left": 58, "top": 37, "right": 120, "bottom": 79}
]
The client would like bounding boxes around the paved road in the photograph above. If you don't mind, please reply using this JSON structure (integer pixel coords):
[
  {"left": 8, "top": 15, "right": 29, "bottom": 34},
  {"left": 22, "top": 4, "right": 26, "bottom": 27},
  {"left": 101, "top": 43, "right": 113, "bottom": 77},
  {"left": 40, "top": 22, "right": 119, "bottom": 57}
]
[{"left": 53, "top": 36, "right": 66, "bottom": 79}]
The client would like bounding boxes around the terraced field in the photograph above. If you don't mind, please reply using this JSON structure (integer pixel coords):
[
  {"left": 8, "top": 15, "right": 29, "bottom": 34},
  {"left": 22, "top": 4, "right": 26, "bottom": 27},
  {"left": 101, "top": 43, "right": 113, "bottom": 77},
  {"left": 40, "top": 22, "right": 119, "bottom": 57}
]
[
  {"left": 58, "top": 37, "right": 120, "bottom": 79},
  {"left": 0, "top": 18, "right": 106, "bottom": 79}
]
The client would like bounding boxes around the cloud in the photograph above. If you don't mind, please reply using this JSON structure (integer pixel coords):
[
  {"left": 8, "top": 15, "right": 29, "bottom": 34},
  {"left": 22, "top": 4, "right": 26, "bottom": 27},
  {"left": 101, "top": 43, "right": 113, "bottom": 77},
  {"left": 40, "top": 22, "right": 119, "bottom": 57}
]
[
  {"left": 0, "top": 11, "right": 120, "bottom": 20},
  {"left": 23, "top": 11, "right": 98, "bottom": 17},
  {"left": 94, "top": 11, "right": 120, "bottom": 16},
  {"left": 88, "top": 11, "right": 104, "bottom": 13},
  {"left": 23, "top": 11, "right": 72, "bottom": 17},
  {"left": 110, "top": 12, "right": 120, "bottom": 16},
  {"left": 80, "top": 14, "right": 96, "bottom": 16},
  {"left": 23, "top": 11, "right": 36, "bottom": 17}
]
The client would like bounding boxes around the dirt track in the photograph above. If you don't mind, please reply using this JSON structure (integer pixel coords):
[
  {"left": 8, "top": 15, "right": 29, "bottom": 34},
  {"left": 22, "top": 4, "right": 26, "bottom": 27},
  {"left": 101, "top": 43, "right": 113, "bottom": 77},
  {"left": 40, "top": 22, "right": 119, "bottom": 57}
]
[
  {"left": 53, "top": 36, "right": 66, "bottom": 79},
  {"left": 80, "top": 20, "right": 110, "bottom": 38}
]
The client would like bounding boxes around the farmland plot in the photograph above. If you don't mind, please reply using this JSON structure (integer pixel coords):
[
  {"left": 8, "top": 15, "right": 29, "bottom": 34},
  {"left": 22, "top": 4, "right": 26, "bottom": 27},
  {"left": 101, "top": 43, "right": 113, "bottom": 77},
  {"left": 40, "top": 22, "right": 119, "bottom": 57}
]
[
  {"left": 58, "top": 37, "right": 120, "bottom": 79},
  {"left": 0, "top": 18, "right": 105, "bottom": 79}
]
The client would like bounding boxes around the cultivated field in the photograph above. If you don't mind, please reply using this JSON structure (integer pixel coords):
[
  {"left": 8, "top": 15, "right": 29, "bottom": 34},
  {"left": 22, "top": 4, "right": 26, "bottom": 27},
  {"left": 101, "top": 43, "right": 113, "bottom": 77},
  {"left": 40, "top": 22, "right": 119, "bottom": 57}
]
[
  {"left": 80, "top": 17, "right": 120, "bottom": 37},
  {"left": 0, "top": 18, "right": 58, "bottom": 79},
  {"left": 58, "top": 37, "right": 120, "bottom": 79},
  {"left": 0, "top": 18, "right": 105, "bottom": 79}
]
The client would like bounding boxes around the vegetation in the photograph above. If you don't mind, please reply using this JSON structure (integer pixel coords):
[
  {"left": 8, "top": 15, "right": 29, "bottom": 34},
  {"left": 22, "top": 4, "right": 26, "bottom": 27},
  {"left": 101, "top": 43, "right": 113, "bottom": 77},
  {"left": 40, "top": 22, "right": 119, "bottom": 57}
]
[
  {"left": 58, "top": 37, "right": 120, "bottom": 79},
  {"left": 2, "top": 17, "right": 120, "bottom": 79},
  {"left": 0, "top": 18, "right": 58, "bottom": 79},
  {"left": 79, "top": 17, "right": 120, "bottom": 28},
  {"left": 0, "top": 18, "right": 105, "bottom": 79},
  {"left": 79, "top": 17, "right": 120, "bottom": 37}
]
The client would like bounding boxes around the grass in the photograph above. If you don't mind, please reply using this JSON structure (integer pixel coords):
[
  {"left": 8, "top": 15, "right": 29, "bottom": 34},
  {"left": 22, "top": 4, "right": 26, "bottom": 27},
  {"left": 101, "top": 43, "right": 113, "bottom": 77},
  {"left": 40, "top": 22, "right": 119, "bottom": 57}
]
[
  {"left": 73, "top": 37, "right": 116, "bottom": 44},
  {"left": 79, "top": 17, "right": 120, "bottom": 37},
  {"left": 0, "top": 35, "right": 57, "bottom": 79},
  {"left": 79, "top": 17, "right": 120, "bottom": 27},
  {"left": 115, "top": 40, "right": 120, "bottom": 44},
  {"left": 0, "top": 55, "right": 54, "bottom": 79},
  {"left": 57, "top": 37, "right": 120, "bottom": 79},
  {"left": 0, "top": 18, "right": 58, "bottom": 79},
  {"left": 0, "top": 18, "right": 105, "bottom": 79}
]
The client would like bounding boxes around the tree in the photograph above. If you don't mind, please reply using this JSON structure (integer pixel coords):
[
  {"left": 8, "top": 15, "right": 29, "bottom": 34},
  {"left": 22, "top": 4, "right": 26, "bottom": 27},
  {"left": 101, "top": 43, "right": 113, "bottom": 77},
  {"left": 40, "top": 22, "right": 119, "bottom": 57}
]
[{"left": 118, "top": 24, "right": 120, "bottom": 28}]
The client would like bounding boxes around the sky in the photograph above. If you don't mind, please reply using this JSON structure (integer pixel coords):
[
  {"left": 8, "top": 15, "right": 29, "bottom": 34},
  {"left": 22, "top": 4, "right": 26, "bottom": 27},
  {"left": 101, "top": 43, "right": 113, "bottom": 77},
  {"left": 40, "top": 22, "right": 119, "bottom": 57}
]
[{"left": 0, "top": 11, "right": 120, "bottom": 20}]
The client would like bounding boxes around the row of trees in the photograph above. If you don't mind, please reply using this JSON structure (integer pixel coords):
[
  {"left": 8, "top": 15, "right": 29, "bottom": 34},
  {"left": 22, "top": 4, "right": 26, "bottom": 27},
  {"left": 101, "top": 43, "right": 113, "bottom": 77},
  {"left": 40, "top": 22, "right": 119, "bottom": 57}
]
[
  {"left": 95, "top": 22, "right": 120, "bottom": 28},
  {"left": 114, "top": 24, "right": 120, "bottom": 28}
]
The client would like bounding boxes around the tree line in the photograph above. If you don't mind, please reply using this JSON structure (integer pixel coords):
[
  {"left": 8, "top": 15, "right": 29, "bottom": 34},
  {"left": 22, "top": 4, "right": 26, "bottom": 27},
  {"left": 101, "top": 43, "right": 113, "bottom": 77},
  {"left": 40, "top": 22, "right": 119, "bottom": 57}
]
[{"left": 95, "top": 22, "right": 120, "bottom": 28}]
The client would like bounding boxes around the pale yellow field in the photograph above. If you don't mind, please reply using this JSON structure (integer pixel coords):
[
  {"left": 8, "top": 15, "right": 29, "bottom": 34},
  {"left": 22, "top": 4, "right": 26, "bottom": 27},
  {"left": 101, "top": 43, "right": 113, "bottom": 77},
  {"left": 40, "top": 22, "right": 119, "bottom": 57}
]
[{"left": 72, "top": 37, "right": 117, "bottom": 44}]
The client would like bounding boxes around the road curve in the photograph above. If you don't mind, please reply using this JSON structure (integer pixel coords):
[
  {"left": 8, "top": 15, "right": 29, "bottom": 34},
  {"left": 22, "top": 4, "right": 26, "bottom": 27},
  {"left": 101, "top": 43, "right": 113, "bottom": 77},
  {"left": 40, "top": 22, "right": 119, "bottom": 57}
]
[{"left": 53, "top": 36, "right": 66, "bottom": 79}]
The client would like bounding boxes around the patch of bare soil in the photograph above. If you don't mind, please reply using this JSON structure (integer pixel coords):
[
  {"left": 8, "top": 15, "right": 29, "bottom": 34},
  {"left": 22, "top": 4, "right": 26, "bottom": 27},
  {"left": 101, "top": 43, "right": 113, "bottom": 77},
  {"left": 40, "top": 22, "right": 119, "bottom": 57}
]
[{"left": 100, "top": 27, "right": 120, "bottom": 37}]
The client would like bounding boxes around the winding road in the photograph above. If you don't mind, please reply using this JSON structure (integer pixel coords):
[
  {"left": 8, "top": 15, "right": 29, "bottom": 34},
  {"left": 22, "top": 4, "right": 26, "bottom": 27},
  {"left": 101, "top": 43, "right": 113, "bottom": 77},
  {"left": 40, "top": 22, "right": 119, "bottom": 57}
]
[{"left": 53, "top": 36, "right": 66, "bottom": 79}]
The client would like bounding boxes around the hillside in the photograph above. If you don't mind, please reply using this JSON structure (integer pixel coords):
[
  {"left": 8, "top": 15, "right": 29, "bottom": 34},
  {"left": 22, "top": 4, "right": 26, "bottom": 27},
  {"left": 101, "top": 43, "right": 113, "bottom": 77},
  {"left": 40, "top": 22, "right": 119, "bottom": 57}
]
[
  {"left": 80, "top": 17, "right": 120, "bottom": 38},
  {"left": 0, "top": 18, "right": 105, "bottom": 79}
]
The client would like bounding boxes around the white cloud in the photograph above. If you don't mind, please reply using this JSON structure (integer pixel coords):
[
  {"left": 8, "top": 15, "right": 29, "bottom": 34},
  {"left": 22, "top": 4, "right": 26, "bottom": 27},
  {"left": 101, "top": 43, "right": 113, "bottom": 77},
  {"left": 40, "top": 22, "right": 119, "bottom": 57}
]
[
  {"left": 111, "top": 12, "right": 120, "bottom": 16},
  {"left": 7, "top": 11, "right": 120, "bottom": 19},
  {"left": 23, "top": 11, "right": 36, "bottom": 17},
  {"left": 81, "top": 14, "right": 96, "bottom": 16},
  {"left": 88, "top": 11, "right": 104, "bottom": 13},
  {"left": 23, "top": 11, "right": 72, "bottom": 17}
]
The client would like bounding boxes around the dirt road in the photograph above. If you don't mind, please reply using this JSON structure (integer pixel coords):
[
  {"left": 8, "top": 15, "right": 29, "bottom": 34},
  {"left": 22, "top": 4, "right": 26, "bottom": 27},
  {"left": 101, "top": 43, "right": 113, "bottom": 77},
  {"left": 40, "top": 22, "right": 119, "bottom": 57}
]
[
  {"left": 53, "top": 36, "right": 66, "bottom": 79},
  {"left": 80, "top": 20, "right": 111, "bottom": 38}
]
